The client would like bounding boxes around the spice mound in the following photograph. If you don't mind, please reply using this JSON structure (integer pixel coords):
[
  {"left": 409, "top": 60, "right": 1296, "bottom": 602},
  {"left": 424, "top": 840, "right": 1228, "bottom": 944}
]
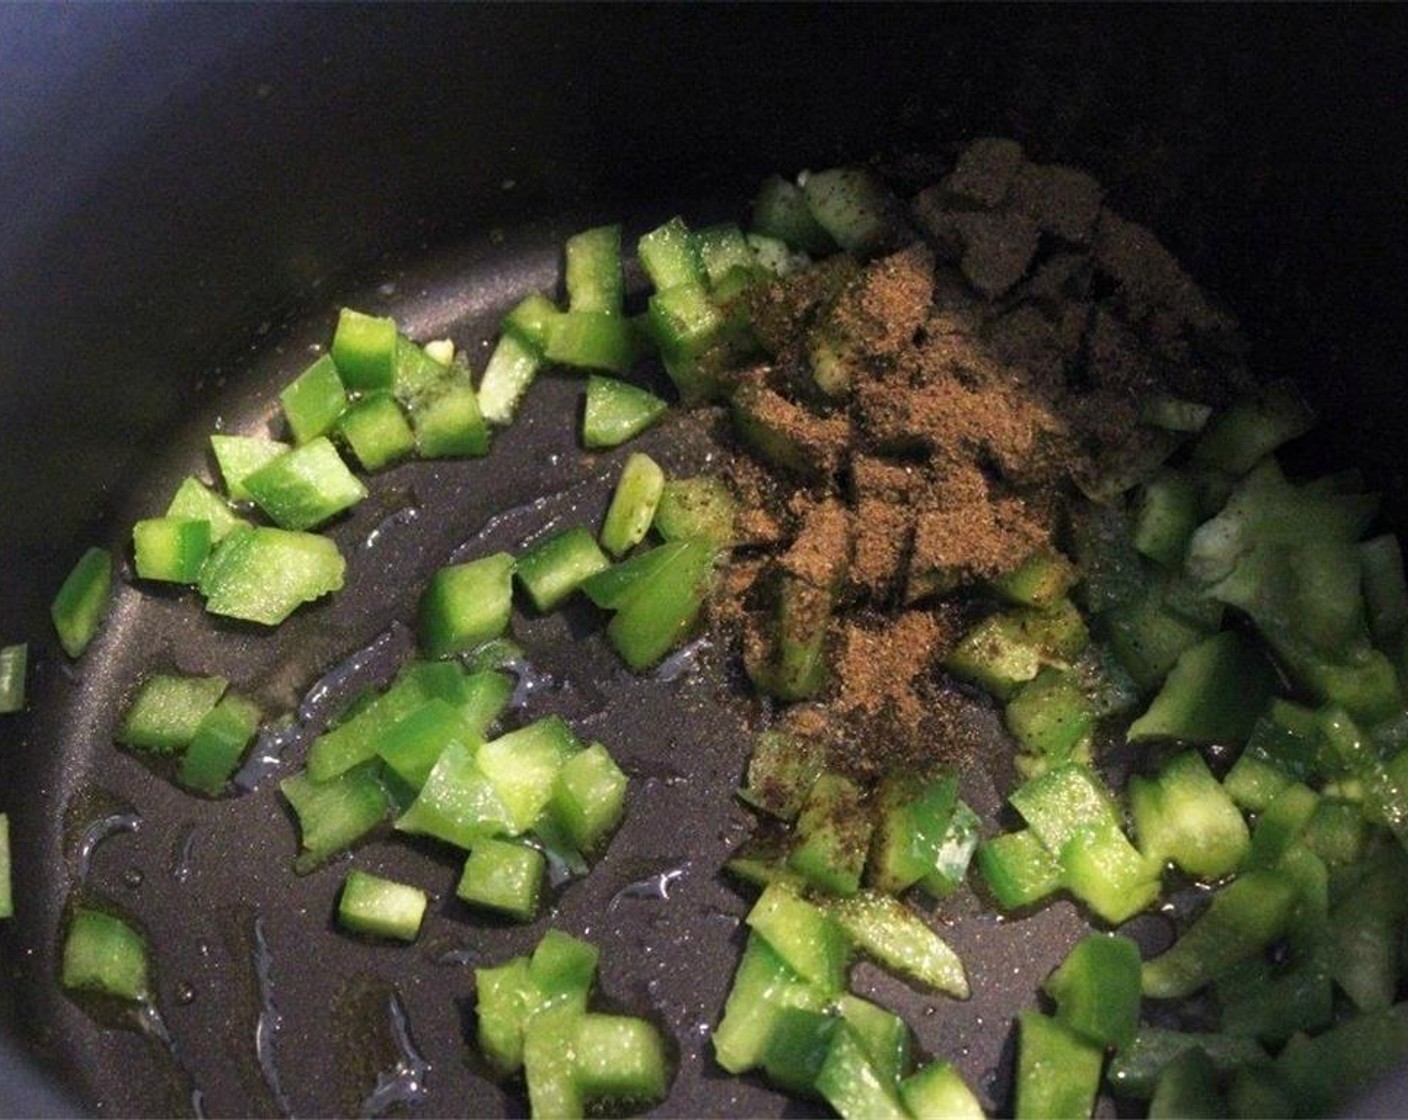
[{"left": 718, "top": 137, "right": 1249, "bottom": 780}]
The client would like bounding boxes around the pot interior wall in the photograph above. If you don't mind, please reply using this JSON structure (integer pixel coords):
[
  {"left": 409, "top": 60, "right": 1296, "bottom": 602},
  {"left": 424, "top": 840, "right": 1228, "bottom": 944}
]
[{"left": 1, "top": 6, "right": 1406, "bottom": 1116}]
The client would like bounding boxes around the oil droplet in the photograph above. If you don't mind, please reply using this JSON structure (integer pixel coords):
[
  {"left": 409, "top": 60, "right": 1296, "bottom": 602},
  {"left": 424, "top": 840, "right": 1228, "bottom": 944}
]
[
  {"left": 608, "top": 865, "right": 688, "bottom": 910},
  {"left": 252, "top": 917, "right": 292, "bottom": 1117},
  {"left": 122, "top": 867, "right": 144, "bottom": 889},
  {"left": 651, "top": 637, "right": 711, "bottom": 683},
  {"left": 176, "top": 982, "right": 197, "bottom": 1006},
  {"left": 76, "top": 813, "right": 142, "bottom": 881},
  {"left": 362, "top": 505, "right": 422, "bottom": 552},
  {"left": 506, "top": 658, "right": 558, "bottom": 711},
  {"left": 171, "top": 824, "right": 198, "bottom": 885},
  {"left": 359, "top": 992, "right": 431, "bottom": 1117},
  {"left": 450, "top": 469, "right": 616, "bottom": 562}
]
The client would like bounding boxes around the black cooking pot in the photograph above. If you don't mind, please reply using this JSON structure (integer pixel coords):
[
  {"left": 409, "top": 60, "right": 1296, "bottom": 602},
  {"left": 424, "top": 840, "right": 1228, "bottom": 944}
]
[{"left": 4, "top": 6, "right": 1408, "bottom": 1117}]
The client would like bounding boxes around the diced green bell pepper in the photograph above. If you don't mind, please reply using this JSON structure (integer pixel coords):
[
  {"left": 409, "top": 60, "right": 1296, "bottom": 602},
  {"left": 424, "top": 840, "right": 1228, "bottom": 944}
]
[
  {"left": 209, "top": 433, "right": 289, "bottom": 501},
  {"left": 118, "top": 673, "right": 228, "bottom": 753},
  {"left": 419, "top": 552, "right": 515, "bottom": 659},
  {"left": 1142, "top": 869, "right": 1299, "bottom": 999},
  {"left": 1130, "top": 750, "right": 1250, "bottom": 879},
  {"left": 601, "top": 539, "right": 715, "bottom": 670},
  {"left": 376, "top": 698, "right": 478, "bottom": 791},
  {"left": 280, "top": 354, "right": 348, "bottom": 444},
  {"left": 391, "top": 334, "right": 453, "bottom": 403},
  {"left": 1005, "top": 667, "right": 1096, "bottom": 772},
  {"left": 337, "top": 392, "right": 416, "bottom": 471},
  {"left": 476, "top": 956, "right": 541, "bottom": 1072},
  {"left": 746, "top": 883, "right": 851, "bottom": 995},
  {"left": 582, "top": 375, "right": 667, "bottom": 450},
  {"left": 281, "top": 765, "right": 389, "bottom": 873},
  {"left": 457, "top": 838, "right": 545, "bottom": 921},
  {"left": 990, "top": 547, "right": 1079, "bottom": 609},
  {"left": 477, "top": 715, "right": 579, "bottom": 835},
  {"left": 638, "top": 216, "right": 706, "bottom": 291},
  {"left": 1148, "top": 1047, "right": 1226, "bottom": 1120},
  {"left": 648, "top": 282, "right": 725, "bottom": 361},
  {"left": 1133, "top": 471, "right": 1201, "bottom": 570},
  {"left": 179, "top": 692, "right": 261, "bottom": 795},
  {"left": 479, "top": 331, "right": 543, "bottom": 428},
  {"left": 1242, "top": 782, "right": 1318, "bottom": 871},
  {"left": 800, "top": 167, "right": 897, "bottom": 256},
  {"left": 864, "top": 773, "right": 956, "bottom": 896},
  {"left": 1107, "top": 1029, "right": 1269, "bottom": 1100},
  {"left": 980, "top": 829, "right": 1062, "bottom": 910},
  {"left": 1061, "top": 820, "right": 1161, "bottom": 924},
  {"left": 309, "top": 661, "right": 463, "bottom": 781},
  {"left": 814, "top": 1023, "right": 908, "bottom": 1120},
  {"left": 545, "top": 311, "right": 636, "bottom": 375},
  {"left": 837, "top": 993, "right": 911, "bottom": 1087},
  {"left": 61, "top": 908, "right": 149, "bottom": 1002},
  {"left": 243, "top": 436, "right": 367, "bottom": 530},
  {"left": 739, "top": 729, "right": 824, "bottom": 823},
  {"left": 713, "top": 933, "right": 830, "bottom": 1075},
  {"left": 899, "top": 1062, "right": 984, "bottom": 1120},
  {"left": 751, "top": 175, "right": 837, "bottom": 256},
  {"left": 824, "top": 891, "right": 968, "bottom": 998},
  {"left": 132, "top": 517, "right": 211, "bottom": 584},
  {"left": 330, "top": 308, "right": 397, "bottom": 391},
  {"left": 327, "top": 307, "right": 395, "bottom": 388},
  {"left": 564, "top": 225, "right": 624, "bottom": 315},
  {"left": 693, "top": 223, "right": 759, "bottom": 288},
  {"left": 1014, "top": 1011, "right": 1103, "bottom": 1120},
  {"left": 165, "top": 476, "right": 247, "bottom": 542},
  {"left": 395, "top": 739, "right": 514, "bottom": 850},
  {"left": 549, "top": 743, "right": 628, "bottom": 853},
  {"left": 1044, "top": 933, "right": 1141, "bottom": 1050},
  {"left": 516, "top": 527, "right": 610, "bottom": 612},
  {"left": 1009, "top": 764, "right": 1120, "bottom": 855},
  {"left": 654, "top": 477, "right": 735, "bottom": 549},
  {"left": 571, "top": 1013, "right": 671, "bottom": 1107},
  {"left": 338, "top": 869, "right": 427, "bottom": 941},
  {"left": 600, "top": 452, "right": 665, "bottom": 558},
  {"left": 409, "top": 373, "right": 490, "bottom": 458},
  {"left": 52, "top": 546, "right": 113, "bottom": 658},
  {"left": 199, "top": 526, "right": 345, "bottom": 625},
  {"left": 523, "top": 1003, "right": 585, "bottom": 1120},
  {"left": 1127, "top": 631, "right": 1276, "bottom": 745},
  {"left": 0, "top": 646, "right": 24, "bottom": 715},
  {"left": 1275, "top": 1002, "right": 1408, "bottom": 1116},
  {"left": 1190, "top": 381, "right": 1315, "bottom": 476},
  {"left": 787, "top": 773, "right": 872, "bottom": 897}
]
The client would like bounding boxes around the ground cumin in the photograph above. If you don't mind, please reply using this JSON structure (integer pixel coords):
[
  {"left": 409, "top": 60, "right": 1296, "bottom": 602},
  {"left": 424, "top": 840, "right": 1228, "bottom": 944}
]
[{"left": 715, "top": 138, "right": 1247, "bottom": 785}]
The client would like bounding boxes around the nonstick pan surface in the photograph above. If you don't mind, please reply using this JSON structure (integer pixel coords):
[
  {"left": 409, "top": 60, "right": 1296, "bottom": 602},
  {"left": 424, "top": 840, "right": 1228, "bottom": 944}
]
[
  {"left": 5, "top": 6, "right": 1408, "bottom": 1117},
  {"left": 11, "top": 213, "right": 1098, "bottom": 1118}
]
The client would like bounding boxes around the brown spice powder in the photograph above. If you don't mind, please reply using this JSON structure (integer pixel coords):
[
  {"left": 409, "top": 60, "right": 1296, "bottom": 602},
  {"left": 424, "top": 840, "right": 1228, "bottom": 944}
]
[{"left": 716, "top": 139, "right": 1247, "bottom": 785}]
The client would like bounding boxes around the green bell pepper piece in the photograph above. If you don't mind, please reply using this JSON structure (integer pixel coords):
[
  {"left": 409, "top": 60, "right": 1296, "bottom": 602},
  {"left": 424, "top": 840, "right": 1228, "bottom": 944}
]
[
  {"left": 419, "top": 552, "right": 515, "bottom": 659},
  {"left": 338, "top": 869, "right": 427, "bottom": 942},
  {"left": 330, "top": 307, "right": 397, "bottom": 390},
  {"left": 199, "top": 526, "right": 345, "bottom": 625},
  {"left": 61, "top": 908, "right": 150, "bottom": 1002},
  {"left": 280, "top": 354, "right": 348, "bottom": 444},
  {"left": 52, "top": 546, "right": 113, "bottom": 658}
]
